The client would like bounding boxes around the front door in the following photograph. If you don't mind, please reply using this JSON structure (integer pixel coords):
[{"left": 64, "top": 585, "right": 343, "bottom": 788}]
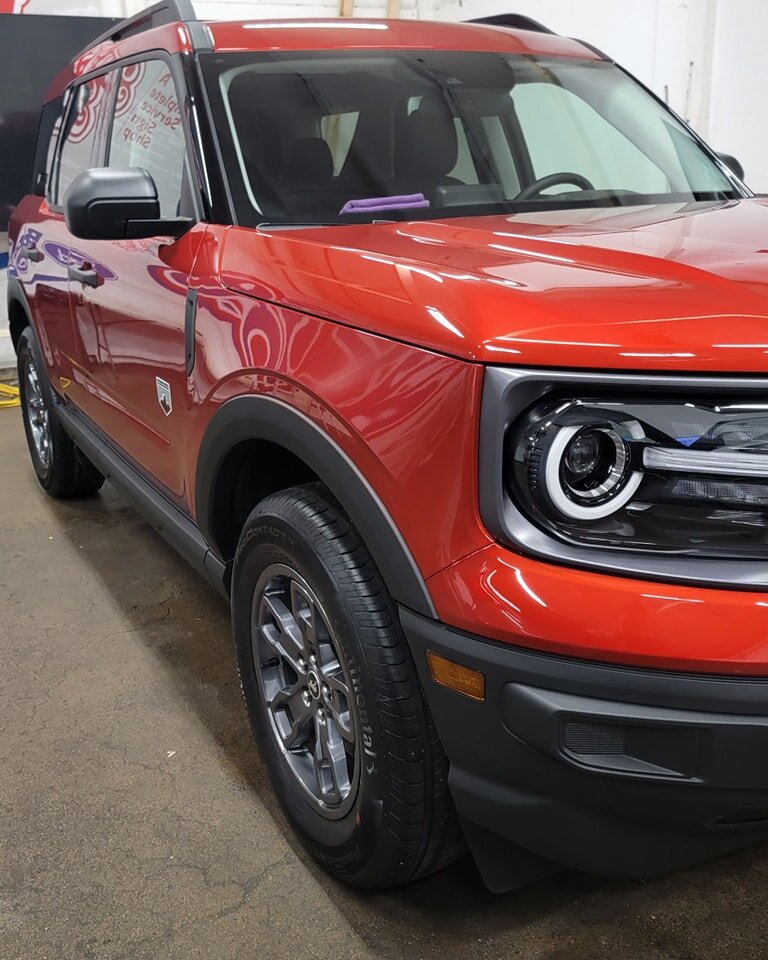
[
  {"left": 66, "top": 58, "right": 204, "bottom": 506},
  {"left": 17, "top": 76, "right": 112, "bottom": 396}
]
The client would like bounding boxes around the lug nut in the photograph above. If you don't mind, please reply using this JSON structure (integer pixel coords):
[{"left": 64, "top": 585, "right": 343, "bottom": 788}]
[
  {"left": 302, "top": 690, "right": 311, "bottom": 707},
  {"left": 309, "top": 653, "right": 317, "bottom": 665},
  {"left": 317, "top": 708, "right": 326, "bottom": 723},
  {"left": 298, "top": 658, "right": 307, "bottom": 671}
]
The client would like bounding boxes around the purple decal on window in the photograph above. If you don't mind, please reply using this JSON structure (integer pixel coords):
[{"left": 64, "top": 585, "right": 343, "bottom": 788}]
[{"left": 339, "top": 194, "right": 430, "bottom": 216}]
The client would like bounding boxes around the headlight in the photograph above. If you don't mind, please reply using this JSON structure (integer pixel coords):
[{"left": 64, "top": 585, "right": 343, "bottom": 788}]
[
  {"left": 523, "top": 413, "right": 644, "bottom": 520},
  {"left": 508, "top": 396, "right": 768, "bottom": 557}
]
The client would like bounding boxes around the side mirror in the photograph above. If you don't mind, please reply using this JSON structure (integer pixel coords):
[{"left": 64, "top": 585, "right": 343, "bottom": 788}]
[
  {"left": 64, "top": 167, "right": 191, "bottom": 241},
  {"left": 717, "top": 153, "right": 745, "bottom": 181}
]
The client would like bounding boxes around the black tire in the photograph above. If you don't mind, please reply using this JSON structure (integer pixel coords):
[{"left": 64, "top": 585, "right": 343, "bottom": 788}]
[
  {"left": 17, "top": 326, "right": 104, "bottom": 499},
  {"left": 232, "top": 483, "right": 462, "bottom": 890}
]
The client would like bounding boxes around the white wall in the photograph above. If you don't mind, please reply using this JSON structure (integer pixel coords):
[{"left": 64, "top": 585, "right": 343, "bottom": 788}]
[
  {"left": 709, "top": 0, "right": 768, "bottom": 192},
  {"left": 8, "top": 0, "right": 768, "bottom": 187}
]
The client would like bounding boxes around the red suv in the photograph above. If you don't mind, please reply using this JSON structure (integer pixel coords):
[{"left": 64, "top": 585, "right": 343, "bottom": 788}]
[{"left": 9, "top": 1, "right": 768, "bottom": 892}]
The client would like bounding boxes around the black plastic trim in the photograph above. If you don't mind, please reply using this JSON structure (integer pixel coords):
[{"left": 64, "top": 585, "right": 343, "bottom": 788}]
[
  {"left": 467, "top": 14, "right": 556, "bottom": 35},
  {"left": 78, "top": 0, "right": 199, "bottom": 58},
  {"left": 195, "top": 395, "right": 437, "bottom": 618},
  {"left": 186, "top": 20, "right": 214, "bottom": 53},
  {"left": 402, "top": 606, "right": 768, "bottom": 715},
  {"left": 56, "top": 402, "right": 228, "bottom": 599},
  {"left": 6, "top": 277, "right": 32, "bottom": 352},
  {"left": 401, "top": 607, "right": 768, "bottom": 887},
  {"left": 184, "top": 288, "right": 198, "bottom": 375},
  {"left": 182, "top": 48, "right": 234, "bottom": 224},
  {"left": 480, "top": 366, "right": 768, "bottom": 590}
]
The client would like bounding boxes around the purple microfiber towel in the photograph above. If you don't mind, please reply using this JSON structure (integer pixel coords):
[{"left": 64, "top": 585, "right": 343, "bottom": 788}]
[{"left": 339, "top": 193, "right": 430, "bottom": 215}]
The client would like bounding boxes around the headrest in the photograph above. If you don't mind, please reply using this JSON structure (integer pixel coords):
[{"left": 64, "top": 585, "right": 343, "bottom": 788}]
[
  {"left": 397, "top": 95, "right": 459, "bottom": 182},
  {"left": 285, "top": 137, "right": 334, "bottom": 185}
]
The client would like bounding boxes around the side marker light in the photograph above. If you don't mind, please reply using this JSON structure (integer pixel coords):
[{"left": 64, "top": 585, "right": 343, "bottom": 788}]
[{"left": 426, "top": 650, "right": 485, "bottom": 701}]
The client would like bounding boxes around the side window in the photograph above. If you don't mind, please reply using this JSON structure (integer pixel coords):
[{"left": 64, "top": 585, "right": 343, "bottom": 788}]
[
  {"left": 512, "top": 83, "right": 669, "bottom": 194},
  {"left": 55, "top": 74, "right": 113, "bottom": 205},
  {"left": 108, "top": 60, "right": 188, "bottom": 218},
  {"left": 30, "top": 97, "right": 64, "bottom": 197},
  {"left": 44, "top": 113, "right": 64, "bottom": 194}
]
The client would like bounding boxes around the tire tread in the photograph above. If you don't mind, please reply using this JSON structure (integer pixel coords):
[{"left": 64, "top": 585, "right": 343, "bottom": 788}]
[{"left": 234, "top": 482, "right": 463, "bottom": 889}]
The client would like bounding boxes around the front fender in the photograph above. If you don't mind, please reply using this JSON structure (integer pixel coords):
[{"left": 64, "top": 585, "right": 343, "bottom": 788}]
[{"left": 195, "top": 394, "right": 438, "bottom": 619}]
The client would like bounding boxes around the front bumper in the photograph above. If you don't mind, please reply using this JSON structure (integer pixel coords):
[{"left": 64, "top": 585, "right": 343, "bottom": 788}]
[
  {"left": 426, "top": 544, "right": 768, "bottom": 673},
  {"left": 402, "top": 607, "right": 768, "bottom": 891}
]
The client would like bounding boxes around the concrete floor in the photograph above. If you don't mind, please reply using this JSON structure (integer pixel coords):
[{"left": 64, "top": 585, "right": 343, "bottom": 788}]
[{"left": 3, "top": 409, "right": 768, "bottom": 960}]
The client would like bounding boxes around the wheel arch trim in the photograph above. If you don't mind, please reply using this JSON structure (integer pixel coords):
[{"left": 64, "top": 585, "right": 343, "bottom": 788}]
[
  {"left": 6, "top": 277, "right": 33, "bottom": 352},
  {"left": 195, "top": 395, "right": 437, "bottom": 619}
]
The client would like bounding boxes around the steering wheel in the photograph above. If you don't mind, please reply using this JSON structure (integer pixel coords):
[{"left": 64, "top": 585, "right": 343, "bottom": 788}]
[{"left": 516, "top": 172, "right": 596, "bottom": 201}]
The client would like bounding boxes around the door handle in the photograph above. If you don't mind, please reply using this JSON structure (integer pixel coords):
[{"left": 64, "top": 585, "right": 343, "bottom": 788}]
[
  {"left": 22, "top": 243, "right": 44, "bottom": 262},
  {"left": 68, "top": 262, "right": 103, "bottom": 288}
]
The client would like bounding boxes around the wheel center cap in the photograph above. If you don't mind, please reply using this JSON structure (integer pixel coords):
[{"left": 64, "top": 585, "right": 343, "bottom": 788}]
[{"left": 307, "top": 669, "right": 322, "bottom": 701}]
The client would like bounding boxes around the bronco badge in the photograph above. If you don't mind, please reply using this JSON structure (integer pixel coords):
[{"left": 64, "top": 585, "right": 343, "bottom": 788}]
[{"left": 156, "top": 377, "right": 172, "bottom": 416}]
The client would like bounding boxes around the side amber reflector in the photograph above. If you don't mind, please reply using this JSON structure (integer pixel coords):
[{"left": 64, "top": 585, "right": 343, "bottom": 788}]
[{"left": 426, "top": 650, "right": 485, "bottom": 701}]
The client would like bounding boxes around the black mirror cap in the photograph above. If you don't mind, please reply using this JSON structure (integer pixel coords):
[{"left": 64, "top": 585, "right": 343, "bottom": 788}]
[
  {"left": 64, "top": 167, "right": 191, "bottom": 240},
  {"left": 718, "top": 153, "right": 745, "bottom": 181}
]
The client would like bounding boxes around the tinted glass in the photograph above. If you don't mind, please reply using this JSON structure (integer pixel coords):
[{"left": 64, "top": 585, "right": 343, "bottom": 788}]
[
  {"left": 107, "top": 60, "right": 187, "bottom": 218},
  {"left": 55, "top": 73, "right": 113, "bottom": 205},
  {"left": 201, "top": 50, "right": 740, "bottom": 227},
  {"left": 31, "top": 97, "right": 63, "bottom": 197}
]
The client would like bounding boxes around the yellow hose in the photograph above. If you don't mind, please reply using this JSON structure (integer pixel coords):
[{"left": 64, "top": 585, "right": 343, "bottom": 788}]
[{"left": 0, "top": 382, "right": 20, "bottom": 409}]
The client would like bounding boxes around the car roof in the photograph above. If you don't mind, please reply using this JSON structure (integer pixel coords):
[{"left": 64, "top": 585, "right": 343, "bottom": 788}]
[
  {"left": 204, "top": 18, "right": 598, "bottom": 59},
  {"left": 45, "top": 16, "right": 600, "bottom": 101}
]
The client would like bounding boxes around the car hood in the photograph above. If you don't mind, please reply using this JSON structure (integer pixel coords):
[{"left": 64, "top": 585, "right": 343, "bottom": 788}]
[{"left": 220, "top": 198, "right": 768, "bottom": 372}]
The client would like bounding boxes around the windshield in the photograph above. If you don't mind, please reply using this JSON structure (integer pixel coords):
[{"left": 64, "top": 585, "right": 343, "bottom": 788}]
[{"left": 200, "top": 50, "right": 742, "bottom": 227}]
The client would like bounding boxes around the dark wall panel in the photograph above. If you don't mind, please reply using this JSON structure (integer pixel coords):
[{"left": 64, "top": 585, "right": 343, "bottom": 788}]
[{"left": 0, "top": 13, "right": 118, "bottom": 229}]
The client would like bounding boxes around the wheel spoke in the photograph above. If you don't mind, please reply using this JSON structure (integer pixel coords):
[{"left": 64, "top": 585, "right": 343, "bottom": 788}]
[
  {"left": 260, "top": 593, "right": 306, "bottom": 671},
  {"left": 289, "top": 580, "right": 318, "bottom": 656},
  {"left": 253, "top": 563, "right": 357, "bottom": 815},
  {"left": 321, "top": 667, "right": 355, "bottom": 743},
  {"left": 24, "top": 358, "right": 51, "bottom": 469},
  {"left": 313, "top": 714, "right": 350, "bottom": 804},
  {"left": 272, "top": 685, "right": 313, "bottom": 749}
]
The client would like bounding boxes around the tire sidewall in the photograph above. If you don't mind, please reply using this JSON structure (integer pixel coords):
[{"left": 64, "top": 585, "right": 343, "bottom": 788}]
[{"left": 232, "top": 509, "right": 390, "bottom": 878}]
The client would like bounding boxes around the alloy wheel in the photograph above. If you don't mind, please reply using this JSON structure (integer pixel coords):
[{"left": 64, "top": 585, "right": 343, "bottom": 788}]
[
  {"left": 252, "top": 563, "right": 359, "bottom": 818},
  {"left": 24, "top": 357, "right": 51, "bottom": 470}
]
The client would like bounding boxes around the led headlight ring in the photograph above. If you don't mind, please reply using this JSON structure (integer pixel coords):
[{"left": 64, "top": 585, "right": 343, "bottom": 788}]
[{"left": 540, "top": 421, "right": 644, "bottom": 521}]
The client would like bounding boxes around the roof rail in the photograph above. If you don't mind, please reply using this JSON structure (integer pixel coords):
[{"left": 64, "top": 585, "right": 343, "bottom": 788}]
[
  {"left": 81, "top": 0, "right": 199, "bottom": 55},
  {"left": 467, "top": 14, "right": 556, "bottom": 35}
]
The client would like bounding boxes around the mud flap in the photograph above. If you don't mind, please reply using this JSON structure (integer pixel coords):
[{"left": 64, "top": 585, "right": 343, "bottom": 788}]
[{"left": 460, "top": 819, "right": 561, "bottom": 893}]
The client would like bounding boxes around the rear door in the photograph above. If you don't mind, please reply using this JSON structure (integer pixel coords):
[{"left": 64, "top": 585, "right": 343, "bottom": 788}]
[{"left": 66, "top": 56, "right": 206, "bottom": 506}]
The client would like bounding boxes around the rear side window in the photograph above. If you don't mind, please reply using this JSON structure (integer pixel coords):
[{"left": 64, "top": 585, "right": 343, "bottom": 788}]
[
  {"left": 54, "top": 74, "right": 113, "bottom": 206},
  {"left": 107, "top": 60, "right": 187, "bottom": 218},
  {"left": 32, "top": 98, "right": 63, "bottom": 197}
]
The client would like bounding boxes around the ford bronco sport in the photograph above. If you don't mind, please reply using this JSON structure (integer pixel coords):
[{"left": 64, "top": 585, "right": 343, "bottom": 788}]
[{"left": 9, "top": 1, "right": 768, "bottom": 892}]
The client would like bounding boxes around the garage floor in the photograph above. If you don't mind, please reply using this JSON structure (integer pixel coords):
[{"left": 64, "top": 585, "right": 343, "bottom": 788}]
[{"left": 3, "top": 408, "right": 768, "bottom": 960}]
